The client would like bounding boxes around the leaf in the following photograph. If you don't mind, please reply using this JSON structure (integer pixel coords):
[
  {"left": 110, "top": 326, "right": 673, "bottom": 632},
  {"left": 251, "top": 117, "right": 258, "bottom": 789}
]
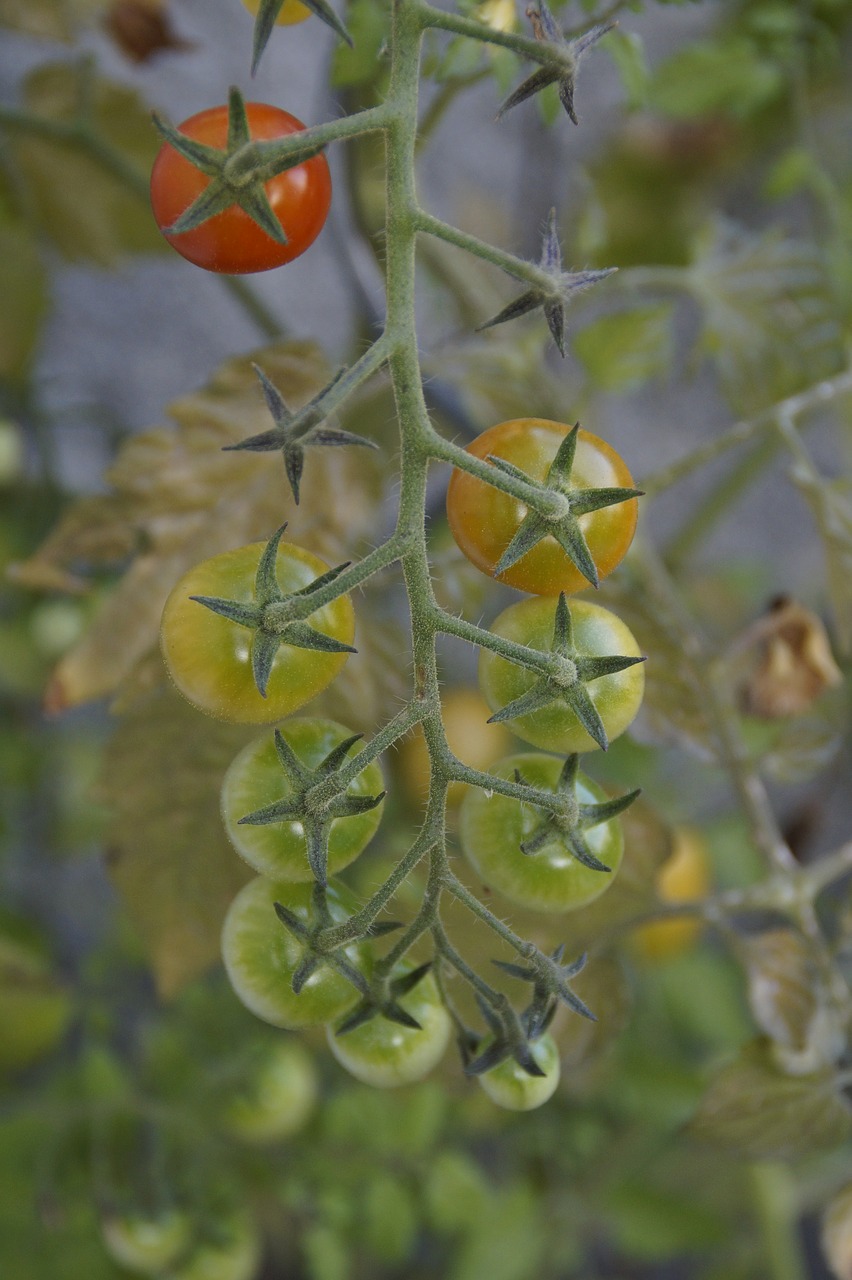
[
  {"left": 787, "top": 470, "right": 852, "bottom": 655},
  {"left": 330, "top": 0, "right": 388, "bottom": 88},
  {"left": 0, "top": 0, "right": 101, "bottom": 40},
  {"left": 15, "top": 342, "right": 388, "bottom": 710},
  {"left": 360, "top": 1173, "right": 418, "bottom": 1264},
  {"left": 98, "top": 684, "right": 255, "bottom": 998},
  {"left": 0, "top": 221, "right": 49, "bottom": 382},
  {"left": 687, "top": 221, "right": 845, "bottom": 416},
  {"left": 8, "top": 63, "right": 167, "bottom": 264},
  {"left": 650, "top": 38, "right": 783, "bottom": 119},
  {"left": 573, "top": 303, "right": 674, "bottom": 393},
  {"left": 451, "top": 1185, "right": 546, "bottom": 1280},
  {"left": 690, "top": 1040, "right": 852, "bottom": 1160},
  {"left": 604, "top": 29, "right": 650, "bottom": 110}
]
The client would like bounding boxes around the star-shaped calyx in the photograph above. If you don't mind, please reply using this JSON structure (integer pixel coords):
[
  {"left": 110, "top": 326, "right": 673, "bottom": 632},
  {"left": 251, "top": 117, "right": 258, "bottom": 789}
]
[
  {"left": 271, "top": 884, "right": 397, "bottom": 997},
  {"left": 152, "top": 86, "right": 326, "bottom": 241},
  {"left": 250, "top": 0, "right": 352, "bottom": 77},
  {"left": 224, "top": 364, "right": 377, "bottom": 504},
  {"left": 487, "top": 421, "right": 641, "bottom": 587},
  {"left": 190, "top": 524, "right": 355, "bottom": 699},
  {"left": 492, "top": 943, "right": 594, "bottom": 1042},
  {"left": 512, "top": 753, "right": 639, "bottom": 870},
  {"left": 488, "top": 593, "right": 646, "bottom": 750},
  {"left": 237, "top": 727, "right": 385, "bottom": 885},
  {"left": 478, "top": 209, "right": 615, "bottom": 355},
  {"left": 496, "top": 3, "right": 615, "bottom": 125},
  {"left": 333, "top": 962, "right": 436, "bottom": 1036}
]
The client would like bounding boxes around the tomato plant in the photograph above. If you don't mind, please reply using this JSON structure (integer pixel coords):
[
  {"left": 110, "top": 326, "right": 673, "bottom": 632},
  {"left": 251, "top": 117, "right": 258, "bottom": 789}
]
[
  {"left": 150, "top": 103, "right": 331, "bottom": 274},
  {"left": 397, "top": 688, "right": 512, "bottom": 809},
  {"left": 221, "top": 719, "right": 385, "bottom": 881},
  {"left": 101, "top": 1211, "right": 192, "bottom": 1275},
  {"left": 166, "top": 1212, "right": 261, "bottom": 1280},
  {"left": 160, "top": 540, "right": 354, "bottom": 725},
  {"left": 447, "top": 419, "right": 638, "bottom": 596},
  {"left": 477, "top": 1033, "right": 561, "bottom": 1111},
  {"left": 218, "top": 1040, "right": 318, "bottom": 1144},
  {"left": 326, "top": 969, "right": 452, "bottom": 1087},
  {"left": 479, "top": 596, "right": 645, "bottom": 753},
  {"left": 633, "top": 828, "right": 711, "bottom": 961},
  {"left": 221, "top": 877, "right": 367, "bottom": 1030},
  {"left": 459, "top": 753, "right": 625, "bottom": 913}
]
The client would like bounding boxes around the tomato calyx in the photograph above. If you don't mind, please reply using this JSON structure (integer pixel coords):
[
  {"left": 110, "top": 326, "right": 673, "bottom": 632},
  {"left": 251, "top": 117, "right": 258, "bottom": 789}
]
[
  {"left": 487, "top": 593, "right": 646, "bottom": 750},
  {"left": 478, "top": 209, "right": 615, "bottom": 356},
  {"left": 463, "top": 988, "right": 558, "bottom": 1078},
  {"left": 152, "top": 86, "right": 327, "bottom": 242},
  {"left": 189, "top": 526, "right": 356, "bottom": 698},
  {"left": 512, "top": 753, "right": 639, "bottom": 870},
  {"left": 250, "top": 0, "right": 353, "bottom": 76},
  {"left": 496, "top": 3, "right": 615, "bottom": 126},
  {"left": 236, "top": 726, "right": 385, "bottom": 884},
  {"left": 481, "top": 421, "right": 641, "bottom": 587},
  {"left": 223, "top": 364, "right": 377, "bottom": 504},
  {"left": 272, "top": 881, "right": 371, "bottom": 997},
  {"left": 334, "top": 960, "right": 435, "bottom": 1035}
]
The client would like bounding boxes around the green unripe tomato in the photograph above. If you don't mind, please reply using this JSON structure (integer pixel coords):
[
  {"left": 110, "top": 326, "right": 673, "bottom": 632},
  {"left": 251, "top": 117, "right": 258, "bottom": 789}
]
[
  {"left": 219, "top": 1040, "right": 318, "bottom": 1144},
  {"left": 165, "top": 1212, "right": 261, "bottom": 1280},
  {"left": 477, "top": 1033, "right": 561, "bottom": 1111},
  {"left": 459, "top": 754, "right": 623, "bottom": 913},
  {"left": 222, "top": 877, "right": 366, "bottom": 1030},
  {"left": 479, "top": 597, "right": 644, "bottom": 753},
  {"left": 326, "top": 969, "right": 451, "bottom": 1088},
  {"left": 221, "top": 719, "right": 384, "bottom": 882},
  {"left": 101, "top": 1210, "right": 192, "bottom": 1274}
]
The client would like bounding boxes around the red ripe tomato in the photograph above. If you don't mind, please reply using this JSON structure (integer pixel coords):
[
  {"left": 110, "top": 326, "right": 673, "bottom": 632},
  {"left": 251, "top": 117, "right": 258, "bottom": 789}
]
[
  {"left": 150, "top": 103, "right": 331, "bottom": 274},
  {"left": 446, "top": 419, "right": 638, "bottom": 596}
]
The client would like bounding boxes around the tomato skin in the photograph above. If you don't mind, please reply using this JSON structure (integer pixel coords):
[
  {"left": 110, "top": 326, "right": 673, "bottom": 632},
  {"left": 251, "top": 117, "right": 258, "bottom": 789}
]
[
  {"left": 165, "top": 1212, "right": 260, "bottom": 1280},
  {"left": 101, "top": 1211, "right": 192, "bottom": 1274},
  {"left": 221, "top": 719, "right": 384, "bottom": 881},
  {"left": 160, "top": 541, "right": 354, "bottom": 725},
  {"left": 326, "top": 970, "right": 452, "bottom": 1088},
  {"left": 633, "top": 828, "right": 710, "bottom": 960},
  {"left": 477, "top": 1033, "right": 561, "bottom": 1111},
  {"left": 479, "top": 597, "right": 644, "bottom": 753},
  {"left": 459, "top": 754, "right": 624, "bottom": 913},
  {"left": 446, "top": 419, "right": 638, "bottom": 596},
  {"left": 222, "top": 877, "right": 366, "bottom": 1030},
  {"left": 150, "top": 104, "right": 331, "bottom": 274},
  {"left": 219, "top": 1040, "right": 317, "bottom": 1144},
  {"left": 242, "top": 0, "right": 311, "bottom": 25}
]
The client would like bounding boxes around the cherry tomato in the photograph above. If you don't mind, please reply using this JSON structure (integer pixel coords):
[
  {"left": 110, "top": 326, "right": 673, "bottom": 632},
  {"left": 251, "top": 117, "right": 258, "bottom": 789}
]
[
  {"left": 477, "top": 1033, "right": 561, "bottom": 1111},
  {"left": 160, "top": 541, "right": 354, "bottom": 725},
  {"left": 633, "top": 827, "right": 710, "bottom": 960},
  {"left": 221, "top": 719, "right": 384, "bottom": 881},
  {"left": 242, "top": 0, "right": 311, "bottom": 26},
  {"left": 101, "top": 1211, "right": 192, "bottom": 1275},
  {"left": 166, "top": 1212, "right": 260, "bottom": 1280},
  {"left": 479, "top": 597, "right": 644, "bottom": 753},
  {"left": 222, "top": 877, "right": 367, "bottom": 1030},
  {"left": 150, "top": 103, "right": 331, "bottom": 274},
  {"left": 459, "top": 753, "right": 624, "bottom": 912},
  {"left": 218, "top": 1040, "right": 318, "bottom": 1144},
  {"left": 398, "top": 688, "right": 513, "bottom": 809},
  {"left": 326, "top": 969, "right": 452, "bottom": 1087},
  {"left": 446, "top": 419, "right": 638, "bottom": 596}
]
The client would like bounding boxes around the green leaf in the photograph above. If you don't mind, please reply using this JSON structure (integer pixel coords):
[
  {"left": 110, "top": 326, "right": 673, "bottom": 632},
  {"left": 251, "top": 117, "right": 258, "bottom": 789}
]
[
  {"left": 573, "top": 304, "right": 674, "bottom": 392},
  {"left": 650, "top": 38, "right": 783, "bottom": 119},
  {"left": 451, "top": 1185, "right": 546, "bottom": 1280},
  {"left": 10, "top": 63, "right": 165, "bottom": 264},
  {"left": 0, "top": 220, "right": 48, "bottom": 382},
  {"left": 424, "top": 1151, "right": 490, "bottom": 1234},
  {"left": 690, "top": 1040, "right": 852, "bottom": 1160},
  {"left": 330, "top": 0, "right": 388, "bottom": 88},
  {"left": 98, "top": 685, "right": 255, "bottom": 998},
  {"left": 360, "top": 1174, "right": 418, "bottom": 1264},
  {"left": 302, "top": 1223, "right": 350, "bottom": 1280},
  {"left": 605, "top": 1184, "right": 726, "bottom": 1260},
  {"left": 604, "top": 29, "right": 650, "bottom": 110},
  {"left": 687, "top": 222, "right": 845, "bottom": 416}
]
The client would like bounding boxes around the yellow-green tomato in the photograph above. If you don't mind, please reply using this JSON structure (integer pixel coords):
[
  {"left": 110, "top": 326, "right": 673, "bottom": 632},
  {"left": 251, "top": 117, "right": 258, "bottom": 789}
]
[
  {"left": 219, "top": 1040, "right": 318, "bottom": 1144},
  {"left": 221, "top": 719, "right": 384, "bottom": 881},
  {"left": 222, "top": 877, "right": 365, "bottom": 1030},
  {"left": 165, "top": 1212, "right": 261, "bottom": 1280},
  {"left": 160, "top": 541, "right": 354, "bottom": 725},
  {"left": 102, "top": 1211, "right": 192, "bottom": 1275},
  {"left": 479, "top": 597, "right": 644, "bottom": 753},
  {"left": 241, "top": 0, "right": 311, "bottom": 26},
  {"left": 459, "top": 754, "right": 623, "bottom": 913},
  {"left": 478, "top": 1033, "right": 561, "bottom": 1111},
  {"left": 326, "top": 970, "right": 451, "bottom": 1088}
]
